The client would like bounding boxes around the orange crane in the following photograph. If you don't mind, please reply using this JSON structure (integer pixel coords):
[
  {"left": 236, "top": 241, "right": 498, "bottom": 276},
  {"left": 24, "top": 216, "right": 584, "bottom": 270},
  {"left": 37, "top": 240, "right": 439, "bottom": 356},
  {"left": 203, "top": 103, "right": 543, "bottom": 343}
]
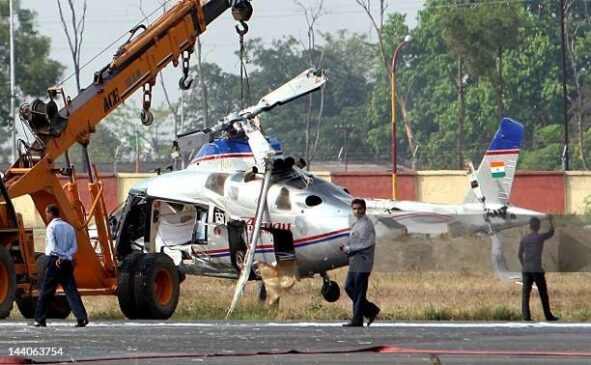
[{"left": 0, "top": 0, "right": 253, "bottom": 320}]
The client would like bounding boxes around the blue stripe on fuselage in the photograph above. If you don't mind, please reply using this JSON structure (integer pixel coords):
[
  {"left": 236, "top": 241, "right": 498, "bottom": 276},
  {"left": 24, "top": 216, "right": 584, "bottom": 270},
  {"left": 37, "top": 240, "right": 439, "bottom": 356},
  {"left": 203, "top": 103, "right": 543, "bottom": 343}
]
[{"left": 195, "top": 137, "right": 282, "bottom": 159}]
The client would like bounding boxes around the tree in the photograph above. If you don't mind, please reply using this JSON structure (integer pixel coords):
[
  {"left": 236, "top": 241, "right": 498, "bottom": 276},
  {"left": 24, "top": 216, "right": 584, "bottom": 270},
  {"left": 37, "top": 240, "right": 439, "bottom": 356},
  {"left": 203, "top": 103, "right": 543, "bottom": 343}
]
[
  {"left": 0, "top": 0, "right": 64, "bottom": 160},
  {"left": 85, "top": 102, "right": 172, "bottom": 169},
  {"left": 437, "top": 4, "right": 472, "bottom": 168},
  {"left": 354, "top": 1, "right": 419, "bottom": 169},
  {"left": 563, "top": 0, "right": 591, "bottom": 169},
  {"left": 368, "top": 4, "right": 458, "bottom": 169},
  {"left": 183, "top": 62, "right": 241, "bottom": 131}
]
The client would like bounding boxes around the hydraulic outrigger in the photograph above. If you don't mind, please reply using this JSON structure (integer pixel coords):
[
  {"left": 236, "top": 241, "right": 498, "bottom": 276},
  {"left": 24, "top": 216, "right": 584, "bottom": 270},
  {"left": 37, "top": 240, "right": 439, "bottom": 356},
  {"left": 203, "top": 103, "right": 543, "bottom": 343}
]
[{"left": 0, "top": 0, "right": 253, "bottom": 320}]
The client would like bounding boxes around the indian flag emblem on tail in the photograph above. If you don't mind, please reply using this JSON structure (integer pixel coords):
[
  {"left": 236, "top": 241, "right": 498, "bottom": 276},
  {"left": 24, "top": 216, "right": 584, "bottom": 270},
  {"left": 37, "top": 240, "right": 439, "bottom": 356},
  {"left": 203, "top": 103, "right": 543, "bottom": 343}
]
[{"left": 490, "top": 161, "right": 506, "bottom": 178}]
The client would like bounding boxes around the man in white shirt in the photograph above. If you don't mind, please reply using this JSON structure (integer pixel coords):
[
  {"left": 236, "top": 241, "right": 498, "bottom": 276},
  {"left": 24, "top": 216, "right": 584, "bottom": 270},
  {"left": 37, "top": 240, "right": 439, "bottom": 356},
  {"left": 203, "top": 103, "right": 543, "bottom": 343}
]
[{"left": 34, "top": 204, "right": 88, "bottom": 327}]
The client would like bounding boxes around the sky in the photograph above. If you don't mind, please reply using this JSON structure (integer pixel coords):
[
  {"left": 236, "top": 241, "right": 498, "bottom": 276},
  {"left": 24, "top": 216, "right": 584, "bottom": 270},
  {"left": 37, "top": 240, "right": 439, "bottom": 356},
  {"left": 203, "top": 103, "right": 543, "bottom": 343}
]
[{"left": 19, "top": 0, "right": 425, "bottom": 104}]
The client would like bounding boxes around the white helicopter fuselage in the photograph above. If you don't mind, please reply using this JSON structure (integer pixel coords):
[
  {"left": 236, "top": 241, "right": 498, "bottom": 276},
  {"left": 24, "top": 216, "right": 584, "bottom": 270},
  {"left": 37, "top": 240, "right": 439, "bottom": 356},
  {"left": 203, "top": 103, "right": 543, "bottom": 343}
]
[
  {"left": 366, "top": 199, "right": 544, "bottom": 237},
  {"left": 117, "top": 159, "right": 355, "bottom": 280}
]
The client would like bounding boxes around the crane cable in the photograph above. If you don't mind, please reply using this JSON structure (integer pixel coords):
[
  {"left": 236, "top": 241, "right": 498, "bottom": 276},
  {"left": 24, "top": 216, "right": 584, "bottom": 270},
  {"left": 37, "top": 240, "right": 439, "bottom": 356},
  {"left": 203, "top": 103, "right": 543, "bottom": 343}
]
[{"left": 236, "top": 21, "right": 251, "bottom": 108}]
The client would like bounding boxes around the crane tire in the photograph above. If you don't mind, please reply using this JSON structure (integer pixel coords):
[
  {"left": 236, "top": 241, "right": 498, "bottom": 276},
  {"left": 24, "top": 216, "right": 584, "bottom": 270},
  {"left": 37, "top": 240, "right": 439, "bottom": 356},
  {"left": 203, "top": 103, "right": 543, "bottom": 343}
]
[
  {"left": 0, "top": 246, "right": 16, "bottom": 319},
  {"left": 15, "top": 253, "right": 42, "bottom": 319},
  {"left": 15, "top": 297, "right": 35, "bottom": 319},
  {"left": 133, "top": 253, "right": 179, "bottom": 319},
  {"left": 34, "top": 255, "right": 71, "bottom": 319},
  {"left": 14, "top": 296, "right": 71, "bottom": 319},
  {"left": 17, "top": 254, "right": 72, "bottom": 319},
  {"left": 116, "top": 252, "right": 144, "bottom": 319}
]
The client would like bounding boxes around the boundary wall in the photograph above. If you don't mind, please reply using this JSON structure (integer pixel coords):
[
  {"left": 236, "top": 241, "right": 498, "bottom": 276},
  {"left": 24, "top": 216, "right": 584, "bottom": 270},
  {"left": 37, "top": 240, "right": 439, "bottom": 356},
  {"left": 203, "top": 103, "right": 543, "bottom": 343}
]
[{"left": 12, "top": 170, "right": 590, "bottom": 227}]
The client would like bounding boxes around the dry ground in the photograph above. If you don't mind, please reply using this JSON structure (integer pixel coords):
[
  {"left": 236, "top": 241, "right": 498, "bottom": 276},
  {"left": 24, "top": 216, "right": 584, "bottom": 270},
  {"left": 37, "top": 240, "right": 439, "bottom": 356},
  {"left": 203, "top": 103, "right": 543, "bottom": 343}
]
[
  {"left": 8, "top": 270, "right": 591, "bottom": 322},
  {"left": 8, "top": 220, "right": 591, "bottom": 321}
]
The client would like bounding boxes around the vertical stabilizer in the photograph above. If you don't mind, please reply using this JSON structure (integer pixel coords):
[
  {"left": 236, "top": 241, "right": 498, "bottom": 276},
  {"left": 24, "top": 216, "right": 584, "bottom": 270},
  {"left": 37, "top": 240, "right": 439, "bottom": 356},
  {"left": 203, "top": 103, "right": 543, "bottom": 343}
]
[{"left": 464, "top": 118, "right": 524, "bottom": 205}]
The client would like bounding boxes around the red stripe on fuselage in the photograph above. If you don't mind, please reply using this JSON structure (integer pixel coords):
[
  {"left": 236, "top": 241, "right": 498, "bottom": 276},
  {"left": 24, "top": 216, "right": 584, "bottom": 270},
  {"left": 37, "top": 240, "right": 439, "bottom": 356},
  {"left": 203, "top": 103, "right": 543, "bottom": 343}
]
[
  {"left": 197, "top": 228, "right": 350, "bottom": 256},
  {"left": 191, "top": 151, "right": 284, "bottom": 164},
  {"left": 485, "top": 149, "right": 520, "bottom": 155}
]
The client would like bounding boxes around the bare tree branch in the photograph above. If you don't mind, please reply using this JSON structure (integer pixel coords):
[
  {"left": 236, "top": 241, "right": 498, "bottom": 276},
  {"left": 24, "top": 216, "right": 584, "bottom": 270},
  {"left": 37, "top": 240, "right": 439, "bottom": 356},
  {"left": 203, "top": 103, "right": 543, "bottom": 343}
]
[
  {"left": 310, "top": 84, "right": 325, "bottom": 167},
  {"left": 353, "top": 0, "right": 389, "bottom": 76},
  {"left": 57, "top": 0, "right": 87, "bottom": 92},
  {"left": 76, "top": 2, "right": 87, "bottom": 69},
  {"left": 294, "top": 0, "right": 324, "bottom": 66},
  {"left": 293, "top": 0, "right": 325, "bottom": 169}
]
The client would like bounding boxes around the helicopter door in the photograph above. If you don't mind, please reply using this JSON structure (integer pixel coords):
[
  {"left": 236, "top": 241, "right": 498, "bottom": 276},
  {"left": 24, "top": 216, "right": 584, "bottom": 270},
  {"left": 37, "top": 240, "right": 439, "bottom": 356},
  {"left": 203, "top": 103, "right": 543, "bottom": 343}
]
[
  {"left": 271, "top": 229, "right": 296, "bottom": 263},
  {"left": 227, "top": 219, "right": 247, "bottom": 273}
]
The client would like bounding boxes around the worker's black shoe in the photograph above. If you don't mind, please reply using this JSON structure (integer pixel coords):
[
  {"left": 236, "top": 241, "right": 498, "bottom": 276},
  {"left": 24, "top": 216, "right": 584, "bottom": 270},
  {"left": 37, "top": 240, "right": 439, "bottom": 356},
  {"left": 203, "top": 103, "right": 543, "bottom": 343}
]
[
  {"left": 75, "top": 318, "right": 89, "bottom": 327},
  {"left": 342, "top": 322, "right": 363, "bottom": 327},
  {"left": 367, "top": 309, "right": 380, "bottom": 327},
  {"left": 33, "top": 321, "right": 46, "bottom": 327},
  {"left": 546, "top": 316, "right": 559, "bottom": 322}
]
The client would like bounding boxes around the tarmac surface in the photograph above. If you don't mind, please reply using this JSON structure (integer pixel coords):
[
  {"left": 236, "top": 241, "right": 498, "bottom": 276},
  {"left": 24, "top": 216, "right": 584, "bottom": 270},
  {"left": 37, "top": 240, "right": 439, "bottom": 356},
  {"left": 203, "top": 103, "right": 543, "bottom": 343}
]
[{"left": 1, "top": 321, "right": 591, "bottom": 364}]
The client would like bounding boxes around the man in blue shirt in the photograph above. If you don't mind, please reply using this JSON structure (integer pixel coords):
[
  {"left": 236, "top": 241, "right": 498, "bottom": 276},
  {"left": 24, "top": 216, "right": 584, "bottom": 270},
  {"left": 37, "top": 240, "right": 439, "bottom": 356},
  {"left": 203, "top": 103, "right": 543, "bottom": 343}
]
[
  {"left": 34, "top": 204, "right": 88, "bottom": 327},
  {"left": 518, "top": 216, "right": 559, "bottom": 321},
  {"left": 340, "top": 198, "right": 380, "bottom": 327}
]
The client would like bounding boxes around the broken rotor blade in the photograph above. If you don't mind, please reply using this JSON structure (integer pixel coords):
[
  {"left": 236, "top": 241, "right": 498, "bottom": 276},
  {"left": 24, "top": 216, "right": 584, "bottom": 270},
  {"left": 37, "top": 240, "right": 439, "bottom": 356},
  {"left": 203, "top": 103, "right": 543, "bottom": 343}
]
[
  {"left": 203, "top": 69, "right": 326, "bottom": 139},
  {"left": 490, "top": 232, "right": 519, "bottom": 282},
  {"left": 226, "top": 165, "right": 273, "bottom": 319},
  {"left": 240, "top": 119, "right": 276, "bottom": 171},
  {"left": 239, "top": 68, "right": 327, "bottom": 119}
]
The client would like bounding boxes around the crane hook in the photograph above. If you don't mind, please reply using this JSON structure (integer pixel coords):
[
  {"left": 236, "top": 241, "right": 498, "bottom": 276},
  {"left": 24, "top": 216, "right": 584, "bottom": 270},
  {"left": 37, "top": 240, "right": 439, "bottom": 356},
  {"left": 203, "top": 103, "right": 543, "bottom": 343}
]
[
  {"left": 178, "top": 74, "right": 193, "bottom": 90},
  {"left": 235, "top": 21, "right": 248, "bottom": 36},
  {"left": 179, "top": 50, "right": 193, "bottom": 90}
]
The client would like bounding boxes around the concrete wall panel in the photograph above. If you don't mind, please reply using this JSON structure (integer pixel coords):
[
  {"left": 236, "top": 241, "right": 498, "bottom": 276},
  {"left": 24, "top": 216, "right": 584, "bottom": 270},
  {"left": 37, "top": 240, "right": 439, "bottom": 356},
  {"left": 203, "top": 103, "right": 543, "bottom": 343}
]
[
  {"left": 416, "top": 171, "right": 467, "bottom": 204},
  {"left": 331, "top": 172, "right": 391, "bottom": 199},
  {"left": 565, "top": 172, "right": 591, "bottom": 214},
  {"left": 117, "top": 173, "right": 155, "bottom": 204}
]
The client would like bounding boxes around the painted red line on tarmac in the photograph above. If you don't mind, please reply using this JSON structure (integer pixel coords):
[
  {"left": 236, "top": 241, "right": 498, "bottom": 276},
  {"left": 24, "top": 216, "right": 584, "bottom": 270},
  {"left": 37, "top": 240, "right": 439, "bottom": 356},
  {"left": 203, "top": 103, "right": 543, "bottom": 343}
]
[
  {"left": 13, "top": 344, "right": 591, "bottom": 363},
  {"left": 377, "top": 345, "right": 591, "bottom": 357}
]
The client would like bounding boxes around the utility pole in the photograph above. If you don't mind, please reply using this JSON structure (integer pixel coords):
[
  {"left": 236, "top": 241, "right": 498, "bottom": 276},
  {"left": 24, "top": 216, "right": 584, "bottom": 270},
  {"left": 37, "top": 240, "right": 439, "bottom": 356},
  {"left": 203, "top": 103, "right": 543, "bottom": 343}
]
[{"left": 9, "top": 0, "right": 16, "bottom": 162}]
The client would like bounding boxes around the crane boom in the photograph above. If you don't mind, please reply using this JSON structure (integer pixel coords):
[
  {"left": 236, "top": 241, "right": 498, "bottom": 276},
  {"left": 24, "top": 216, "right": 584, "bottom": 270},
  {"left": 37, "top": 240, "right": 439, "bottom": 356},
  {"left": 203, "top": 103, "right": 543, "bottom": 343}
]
[{"left": 1, "top": 0, "right": 252, "bottom": 292}]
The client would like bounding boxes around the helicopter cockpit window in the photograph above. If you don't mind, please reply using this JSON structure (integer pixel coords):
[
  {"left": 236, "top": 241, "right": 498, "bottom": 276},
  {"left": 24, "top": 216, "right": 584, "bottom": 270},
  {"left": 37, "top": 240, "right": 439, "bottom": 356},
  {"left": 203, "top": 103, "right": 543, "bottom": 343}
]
[
  {"left": 275, "top": 187, "right": 291, "bottom": 210},
  {"left": 205, "top": 173, "right": 228, "bottom": 196},
  {"left": 285, "top": 176, "right": 307, "bottom": 189}
]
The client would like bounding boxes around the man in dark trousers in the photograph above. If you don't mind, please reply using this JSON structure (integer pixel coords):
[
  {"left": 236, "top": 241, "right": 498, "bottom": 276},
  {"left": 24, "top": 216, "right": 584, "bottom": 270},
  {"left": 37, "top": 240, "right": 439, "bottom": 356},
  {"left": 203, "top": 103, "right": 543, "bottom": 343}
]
[
  {"left": 518, "top": 215, "right": 559, "bottom": 321},
  {"left": 34, "top": 204, "right": 89, "bottom": 327},
  {"left": 340, "top": 198, "right": 380, "bottom": 327}
]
